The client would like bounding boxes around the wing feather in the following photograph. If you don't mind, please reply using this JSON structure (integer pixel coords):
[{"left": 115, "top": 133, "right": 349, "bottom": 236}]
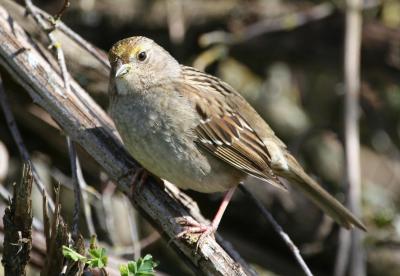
[
  {"left": 177, "top": 66, "right": 287, "bottom": 190},
  {"left": 196, "top": 113, "right": 285, "bottom": 190}
]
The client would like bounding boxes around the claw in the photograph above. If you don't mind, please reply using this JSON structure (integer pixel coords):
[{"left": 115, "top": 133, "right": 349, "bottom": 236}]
[
  {"left": 196, "top": 226, "right": 216, "bottom": 249},
  {"left": 174, "top": 188, "right": 237, "bottom": 250},
  {"left": 175, "top": 217, "right": 216, "bottom": 250}
]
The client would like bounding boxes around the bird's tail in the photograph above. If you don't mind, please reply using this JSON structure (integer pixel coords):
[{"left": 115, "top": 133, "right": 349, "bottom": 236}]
[{"left": 281, "top": 153, "right": 366, "bottom": 231}]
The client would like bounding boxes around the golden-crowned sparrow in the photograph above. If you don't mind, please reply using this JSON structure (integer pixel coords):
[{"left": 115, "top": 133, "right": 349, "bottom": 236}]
[{"left": 108, "top": 36, "right": 366, "bottom": 239}]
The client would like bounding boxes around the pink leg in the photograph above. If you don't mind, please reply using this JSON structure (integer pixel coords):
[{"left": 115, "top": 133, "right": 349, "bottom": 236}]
[
  {"left": 176, "top": 187, "right": 236, "bottom": 247},
  {"left": 210, "top": 187, "right": 236, "bottom": 229}
]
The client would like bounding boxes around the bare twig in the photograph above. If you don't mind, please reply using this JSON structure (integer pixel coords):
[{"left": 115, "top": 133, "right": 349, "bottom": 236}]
[
  {"left": 335, "top": 227, "right": 352, "bottom": 276},
  {"left": 199, "top": 3, "right": 335, "bottom": 47},
  {"left": 123, "top": 196, "right": 141, "bottom": 260},
  {"left": 139, "top": 231, "right": 160, "bottom": 250},
  {"left": 67, "top": 153, "right": 96, "bottom": 236},
  {"left": 199, "top": 1, "right": 382, "bottom": 47},
  {"left": 58, "top": 23, "right": 110, "bottom": 69},
  {"left": 24, "top": 0, "right": 68, "bottom": 98},
  {"left": 35, "top": 9, "right": 110, "bottom": 69},
  {"left": 53, "top": 0, "right": 70, "bottom": 22},
  {"left": 66, "top": 137, "right": 82, "bottom": 239},
  {"left": 42, "top": 184, "right": 69, "bottom": 276},
  {"left": 335, "top": 0, "right": 365, "bottom": 275},
  {"left": 26, "top": 0, "right": 95, "bottom": 240},
  {"left": 239, "top": 184, "right": 313, "bottom": 276},
  {"left": 0, "top": 6, "right": 253, "bottom": 275},
  {"left": 112, "top": 231, "right": 161, "bottom": 256},
  {"left": 50, "top": 167, "right": 102, "bottom": 200},
  {"left": 101, "top": 181, "right": 118, "bottom": 244},
  {"left": 0, "top": 74, "right": 55, "bottom": 212}
]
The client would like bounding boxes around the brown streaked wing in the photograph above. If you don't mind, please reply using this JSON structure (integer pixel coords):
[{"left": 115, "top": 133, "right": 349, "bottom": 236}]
[
  {"left": 181, "top": 65, "right": 286, "bottom": 148},
  {"left": 195, "top": 110, "right": 286, "bottom": 190},
  {"left": 177, "top": 66, "right": 286, "bottom": 190}
]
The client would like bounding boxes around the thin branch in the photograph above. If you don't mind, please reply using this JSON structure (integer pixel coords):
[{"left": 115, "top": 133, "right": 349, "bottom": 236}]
[
  {"left": 138, "top": 231, "right": 160, "bottom": 250},
  {"left": 112, "top": 232, "right": 161, "bottom": 256},
  {"left": 51, "top": 163, "right": 98, "bottom": 243},
  {"left": 25, "top": 0, "right": 96, "bottom": 239},
  {"left": 198, "top": 1, "right": 382, "bottom": 47},
  {"left": 36, "top": 8, "right": 109, "bottom": 69},
  {"left": 72, "top": 154, "right": 96, "bottom": 236},
  {"left": 239, "top": 185, "right": 313, "bottom": 276},
  {"left": 24, "top": 0, "right": 68, "bottom": 98},
  {"left": 101, "top": 181, "right": 118, "bottom": 244},
  {"left": 0, "top": 74, "right": 55, "bottom": 212},
  {"left": 53, "top": 0, "right": 70, "bottom": 22},
  {"left": 66, "top": 136, "right": 82, "bottom": 239},
  {"left": 123, "top": 196, "right": 141, "bottom": 260},
  {"left": 0, "top": 6, "right": 254, "bottom": 275},
  {"left": 41, "top": 183, "right": 69, "bottom": 276},
  {"left": 50, "top": 167, "right": 102, "bottom": 201},
  {"left": 335, "top": 226, "right": 352, "bottom": 276},
  {"left": 199, "top": 3, "right": 335, "bottom": 47},
  {"left": 335, "top": 0, "right": 365, "bottom": 275}
]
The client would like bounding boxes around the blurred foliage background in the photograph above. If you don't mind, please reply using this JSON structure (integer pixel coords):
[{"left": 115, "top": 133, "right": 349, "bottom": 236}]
[{"left": 1, "top": 0, "right": 400, "bottom": 275}]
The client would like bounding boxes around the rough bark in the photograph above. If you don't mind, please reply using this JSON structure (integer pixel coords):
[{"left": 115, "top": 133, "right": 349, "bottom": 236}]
[{"left": 1, "top": 165, "right": 33, "bottom": 276}]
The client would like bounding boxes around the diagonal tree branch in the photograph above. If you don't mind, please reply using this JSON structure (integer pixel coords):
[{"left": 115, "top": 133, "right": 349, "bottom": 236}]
[{"left": 0, "top": 4, "right": 255, "bottom": 275}]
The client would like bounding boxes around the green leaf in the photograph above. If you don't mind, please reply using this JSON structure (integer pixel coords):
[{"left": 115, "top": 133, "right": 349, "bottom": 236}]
[
  {"left": 119, "top": 254, "right": 157, "bottom": 276},
  {"left": 137, "top": 254, "right": 157, "bottom": 273},
  {"left": 87, "top": 247, "right": 108, "bottom": 268},
  {"left": 62, "top": 245, "right": 86, "bottom": 262},
  {"left": 127, "top": 261, "right": 138, "bottom": 273},
  {"left": 120, "top": 262, "right": 136, "bottom": 276},
  {"left": 119, "top": 264, "right": 129, "bottom": 276}
]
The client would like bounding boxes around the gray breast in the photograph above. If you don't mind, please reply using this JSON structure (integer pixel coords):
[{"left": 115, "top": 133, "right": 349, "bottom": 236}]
[{"left": 109, "top": 92, "right": 215, "bottom": 188}]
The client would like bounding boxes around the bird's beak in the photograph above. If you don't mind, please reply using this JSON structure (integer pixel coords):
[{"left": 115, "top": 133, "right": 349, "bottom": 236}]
[{"left": 115, "top": 62, "right": 130, "bottom": 78}]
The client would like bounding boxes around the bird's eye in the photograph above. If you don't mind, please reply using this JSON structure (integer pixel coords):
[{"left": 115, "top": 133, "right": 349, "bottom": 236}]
[{"left": 137, "top": 51, "right": 147, "bottom": 61}]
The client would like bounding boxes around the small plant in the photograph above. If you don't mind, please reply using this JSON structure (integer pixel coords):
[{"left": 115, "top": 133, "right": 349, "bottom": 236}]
[
  {"left": 62, "top": 235, "right": 108, "bottom": 269},
  {"left": 62, "top": 246, "right": 86, "bottom": 262},
  {"left": 119, "top": 254, "right": 157, "bottom": 276},
  {"left": 62, "top": 244, "right": 108, "bottom": 269},
  {"left": 63, "top": 236, "right": 157, "bottom": 275}
]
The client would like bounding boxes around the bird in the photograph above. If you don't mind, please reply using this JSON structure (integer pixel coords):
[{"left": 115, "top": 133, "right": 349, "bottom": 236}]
[{"left": 108, "top": 36, "right": 366, "bottom": 244}]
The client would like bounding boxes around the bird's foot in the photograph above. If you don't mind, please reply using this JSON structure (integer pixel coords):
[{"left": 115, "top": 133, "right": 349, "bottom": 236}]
[{"left": 176, "top": 217, "right": 216, "bottom": 249}]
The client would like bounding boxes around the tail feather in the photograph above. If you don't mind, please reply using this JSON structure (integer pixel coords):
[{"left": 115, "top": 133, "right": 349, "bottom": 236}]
[{"left": 281, "top": 153, "right": 366, "bottom": 231}]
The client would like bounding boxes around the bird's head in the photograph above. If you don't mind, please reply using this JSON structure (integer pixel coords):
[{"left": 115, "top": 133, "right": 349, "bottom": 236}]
[{"left": 108, "top": 36, "right": 180, "bottom": 95}]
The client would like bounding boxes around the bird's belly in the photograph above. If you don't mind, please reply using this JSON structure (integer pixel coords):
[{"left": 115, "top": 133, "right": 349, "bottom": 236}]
[{"left": 109, "top": 96, "right": 244, "bottom": 193}]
